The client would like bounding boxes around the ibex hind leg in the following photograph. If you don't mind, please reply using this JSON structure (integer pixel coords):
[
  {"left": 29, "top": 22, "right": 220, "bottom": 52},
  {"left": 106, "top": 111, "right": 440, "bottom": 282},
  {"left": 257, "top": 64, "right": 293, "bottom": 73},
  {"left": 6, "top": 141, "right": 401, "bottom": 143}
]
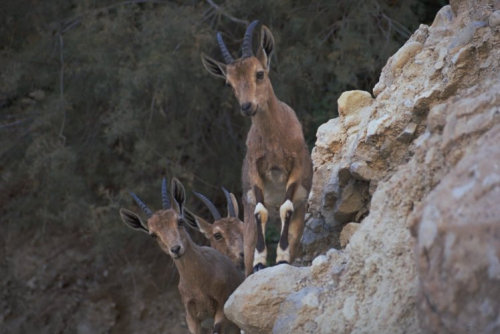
[
  {"left": 276, "top": 199, "right": 294, "bottom": 264},
  {"left": 252, "top": 202, "right": 268, "bottom": 273},
  {"left": 276, "top": 204, "right": 305, "bottom": 265},
  {"left": 185, "top": 310, "right": 202, "bottom": 334}
]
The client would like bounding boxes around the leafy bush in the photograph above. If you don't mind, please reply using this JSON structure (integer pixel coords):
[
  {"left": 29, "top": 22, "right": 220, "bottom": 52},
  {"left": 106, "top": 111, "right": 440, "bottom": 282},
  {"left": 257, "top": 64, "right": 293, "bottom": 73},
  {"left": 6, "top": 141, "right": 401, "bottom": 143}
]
[{"left": 0, "top": 0, "right": 444, "bottom": 246}]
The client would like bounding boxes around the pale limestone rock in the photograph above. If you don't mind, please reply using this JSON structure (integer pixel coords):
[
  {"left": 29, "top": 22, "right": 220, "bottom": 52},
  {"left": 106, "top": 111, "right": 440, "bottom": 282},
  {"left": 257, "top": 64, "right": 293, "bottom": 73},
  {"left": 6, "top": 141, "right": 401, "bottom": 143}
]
[
  {"left": 227, "top": 1, "right": 500, "bottom": 333},
  {"left": 224, "top": 265, "right": 307, "bottom": 334},
  {"left": 337, "top": 90, "right": 373, "bottom": 119},
  {"left": 349, "top": 161, "right": 376, "bottom": 181},
  {"left": 414, "top": 124, "right": 500, "bottom": 334},
  {"left": 366, "top": 114, "right": 390, "bottom": 139},
  {"left": 339, "top": 222, "right": 360, "bottom": 248},
  {"left": 314, "top": 117, "right": 344, "bottom": 156},
  {"left": 489, "top": 10, "right": 500, "bottom": 27},
  {"left": 431, "top": 5, "right": 454, "bottom": 28},
  {"left": 390, "top": 41, "right": 423, "bottom": 72}
]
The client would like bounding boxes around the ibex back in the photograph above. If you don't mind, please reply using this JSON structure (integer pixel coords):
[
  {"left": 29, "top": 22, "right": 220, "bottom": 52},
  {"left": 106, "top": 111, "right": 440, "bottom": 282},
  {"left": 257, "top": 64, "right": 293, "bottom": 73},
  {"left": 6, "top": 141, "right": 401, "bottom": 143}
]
[{"left": 202, "top": 20, "right": 313, "bottom": 276}]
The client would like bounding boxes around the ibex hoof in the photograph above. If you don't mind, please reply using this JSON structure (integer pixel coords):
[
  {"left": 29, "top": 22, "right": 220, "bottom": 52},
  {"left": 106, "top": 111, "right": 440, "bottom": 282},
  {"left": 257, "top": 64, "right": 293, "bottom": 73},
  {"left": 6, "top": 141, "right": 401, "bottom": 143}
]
[
  {"left": 276, "top": 260, "right": 289, "bottom": 265},
  {"left": 252, "top": 263, "right": 266, "bottom": 273}
]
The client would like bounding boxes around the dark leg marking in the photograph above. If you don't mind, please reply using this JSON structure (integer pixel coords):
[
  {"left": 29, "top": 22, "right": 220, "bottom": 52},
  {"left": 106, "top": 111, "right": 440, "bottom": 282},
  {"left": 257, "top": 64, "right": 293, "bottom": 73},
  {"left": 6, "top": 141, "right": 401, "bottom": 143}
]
[
  {"left": 279, "top": 210, "right": 292, "bottom": 250},
  {"left": 255, "top": 212, "right": 265, "bottom": 252},
  {"left": 254, "top": 185, "right": 264, "bottom": 205},
  {"left": 285, "top": 182, "right": 297, "bottom": 203}
]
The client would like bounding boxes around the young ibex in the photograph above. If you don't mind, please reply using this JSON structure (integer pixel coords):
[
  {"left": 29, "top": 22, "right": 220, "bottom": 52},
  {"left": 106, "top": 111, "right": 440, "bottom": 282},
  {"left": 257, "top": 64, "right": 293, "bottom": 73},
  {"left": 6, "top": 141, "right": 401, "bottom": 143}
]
[
  {"left": 202, "top": 21, "right": 313, "bottom": 276},
  {"left": 184, "top": 188, "right": 245, "bottom": 271},
  {"left": 119, "top": 178, "right": 243, "bottom": 334}
]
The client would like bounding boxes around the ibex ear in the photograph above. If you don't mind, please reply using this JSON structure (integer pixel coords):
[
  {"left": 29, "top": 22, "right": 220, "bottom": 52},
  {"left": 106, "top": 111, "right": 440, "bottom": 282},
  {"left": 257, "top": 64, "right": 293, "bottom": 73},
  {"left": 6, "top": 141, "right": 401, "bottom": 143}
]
[
  {"left": 183, "top": 209, "right": 200, "bottom": 229},
  {"left": 120, "top": 208, "right": 148, "bottom": 233},
  {"left": 201, "top": 53, "right": 227, "bottom": 79},
  {"left": 256, "top": 25, "right": 275, "bottom": 70},
  {"left": 183, "top": 209, "right": 213, "bottom": 237},
  {"left": 171, "top": 178, "right": 186, "bottom": 215}
]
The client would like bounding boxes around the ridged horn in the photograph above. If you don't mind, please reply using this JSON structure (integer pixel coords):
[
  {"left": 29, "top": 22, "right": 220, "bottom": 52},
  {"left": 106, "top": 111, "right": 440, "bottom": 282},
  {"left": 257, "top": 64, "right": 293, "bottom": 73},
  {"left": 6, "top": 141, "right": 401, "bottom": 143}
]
[
  {"left": 217, "top": 32, "right": 234, "bottom": 64},
  {"left": 161, "top": 178, "right": 171, "bottom": 209},
  {"left": 241, "top": 20, "right": 259, "bottom": 58},
  {"left": 130, "top": 192, "right": 153, "bottom": 218},
  {"left": 193, "top": 191, "right": 222, "bottom": 220},
  {"left": 222, "top": 187, "right": 236, "bottom": 217}
]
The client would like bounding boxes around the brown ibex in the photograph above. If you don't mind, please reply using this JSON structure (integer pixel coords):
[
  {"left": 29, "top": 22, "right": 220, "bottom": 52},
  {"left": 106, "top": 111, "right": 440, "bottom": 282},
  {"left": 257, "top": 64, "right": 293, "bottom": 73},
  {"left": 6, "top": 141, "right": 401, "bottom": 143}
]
[
  {"left": 119, "top": 178, "right": 243, "bottom": 334},
  {"left": 184, "top": 188, "right": 245, "bottom": 271},
  {"left": 202, "top": 21, "right": 313, "bottom": 276}
]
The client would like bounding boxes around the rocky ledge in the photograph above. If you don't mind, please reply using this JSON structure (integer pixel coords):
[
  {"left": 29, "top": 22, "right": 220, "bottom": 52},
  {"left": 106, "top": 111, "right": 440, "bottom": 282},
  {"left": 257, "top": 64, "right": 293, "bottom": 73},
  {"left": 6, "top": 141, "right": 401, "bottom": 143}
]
[{"left": 225, "top": 0, "right": 500, "bottom": 333}]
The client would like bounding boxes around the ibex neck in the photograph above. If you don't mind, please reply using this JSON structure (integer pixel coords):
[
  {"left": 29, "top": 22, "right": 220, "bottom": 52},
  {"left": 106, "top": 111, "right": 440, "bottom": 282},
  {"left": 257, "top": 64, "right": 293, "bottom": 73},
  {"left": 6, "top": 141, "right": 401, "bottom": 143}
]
[
  {"left": 172, "top": 230, "right": 206, "bottom": 277},
  {"left": 253, "top": 91, "right": 283, "bottom": 132}
]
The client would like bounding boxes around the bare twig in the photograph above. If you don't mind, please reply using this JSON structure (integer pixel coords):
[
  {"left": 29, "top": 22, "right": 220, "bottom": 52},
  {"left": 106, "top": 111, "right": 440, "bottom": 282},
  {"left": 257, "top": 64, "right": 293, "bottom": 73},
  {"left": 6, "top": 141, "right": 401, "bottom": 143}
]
[
  {"left": 205, "top": 0, "right": 248, "bottom": 25},
  {"left": 58, "top": 33, "right": 66, "bottom": 145},
  {"left": 381, "top": 13, "right": 412, "bottom": 38},
  {"left": 0, "top": 118, "right": 32, "bottom": 129},
  {"left": 60, "top": 0, "right": 169, "bottom": 33}
]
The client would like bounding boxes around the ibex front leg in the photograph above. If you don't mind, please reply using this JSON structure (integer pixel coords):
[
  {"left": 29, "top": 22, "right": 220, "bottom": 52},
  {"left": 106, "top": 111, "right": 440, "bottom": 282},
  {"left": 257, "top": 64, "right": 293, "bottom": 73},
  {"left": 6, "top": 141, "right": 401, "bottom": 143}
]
[{"left": 253, "top": 185, "right": 268, "bottom": 273}]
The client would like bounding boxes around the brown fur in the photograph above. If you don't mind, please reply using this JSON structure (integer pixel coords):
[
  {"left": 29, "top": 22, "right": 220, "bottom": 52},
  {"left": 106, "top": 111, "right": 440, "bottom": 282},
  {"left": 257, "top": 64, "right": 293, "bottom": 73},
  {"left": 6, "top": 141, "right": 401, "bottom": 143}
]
[
  {"left": 120, "top": 181, "right": 243, "bottom": 334},
  {"left": 202, "top": 24, "right": 313, "bottom": 276},
  {"left": 193, "top": 215, "right": 245, "bottom": 271}
]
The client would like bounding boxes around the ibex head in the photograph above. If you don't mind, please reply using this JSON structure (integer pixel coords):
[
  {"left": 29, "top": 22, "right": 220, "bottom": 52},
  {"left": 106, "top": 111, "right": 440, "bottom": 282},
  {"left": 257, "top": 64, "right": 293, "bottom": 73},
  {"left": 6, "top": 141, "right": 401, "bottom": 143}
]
[
  {"left": 120, "top": 178, "right": 189, "bottom": 259},
  {"left": 202, "top": 20, "right": 275, "bottom": 117},
  {"left": 185, "top": 188, "right": 245, "bottom": 270}
]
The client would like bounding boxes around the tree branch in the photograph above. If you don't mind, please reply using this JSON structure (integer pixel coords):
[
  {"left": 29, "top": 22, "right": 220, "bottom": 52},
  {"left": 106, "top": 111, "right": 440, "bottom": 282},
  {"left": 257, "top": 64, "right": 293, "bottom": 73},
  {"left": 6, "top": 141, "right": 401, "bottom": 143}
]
[
  {"left": 205, "top": 0, "right": 248, "bottom": 25},
  {"left": 58, "top": 33, "right": 66, "bottom": 145}
]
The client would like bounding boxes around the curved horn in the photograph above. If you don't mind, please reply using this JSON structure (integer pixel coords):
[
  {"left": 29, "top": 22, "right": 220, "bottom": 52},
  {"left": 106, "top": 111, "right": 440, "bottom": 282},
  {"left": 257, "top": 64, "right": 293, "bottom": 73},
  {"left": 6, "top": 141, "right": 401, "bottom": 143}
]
[
  {"left": 193, "top": 191, "right": 222, "bottom": 220},
  {"left": 130, "top": 192, "right": 153, "bottom": 218},
  {"left": 161, "top": 178, "right": 171, "bottom": 209},
  {"left": 222, "top": 187, "right": 236, "bottom": 217},
  {"left": 217, "top": 32, "right": 234, "bottom": 64},
  {"left": 241, "top": 20, "right": 259, "bottom": 58}
]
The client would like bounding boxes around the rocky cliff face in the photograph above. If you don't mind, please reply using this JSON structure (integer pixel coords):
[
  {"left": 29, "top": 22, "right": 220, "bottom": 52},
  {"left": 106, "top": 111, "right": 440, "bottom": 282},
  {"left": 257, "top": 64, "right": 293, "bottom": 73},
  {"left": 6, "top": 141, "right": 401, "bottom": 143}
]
[{"left": 225, "top": 0, "right": 500, "bottom": 333}]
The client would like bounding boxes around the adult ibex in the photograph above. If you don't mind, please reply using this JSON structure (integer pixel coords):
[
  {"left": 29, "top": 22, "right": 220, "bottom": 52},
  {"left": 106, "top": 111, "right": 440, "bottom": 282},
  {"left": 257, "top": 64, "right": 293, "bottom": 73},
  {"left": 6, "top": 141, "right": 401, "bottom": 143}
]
[
  {"left": 184, "top": 188, "right": 245, "bottom": 271},
  {"left": 202, "top": 20, "right": 313, "bottom": 276},
  {"left": 120, "top": 178, "right": 243, "bottom": 334}
]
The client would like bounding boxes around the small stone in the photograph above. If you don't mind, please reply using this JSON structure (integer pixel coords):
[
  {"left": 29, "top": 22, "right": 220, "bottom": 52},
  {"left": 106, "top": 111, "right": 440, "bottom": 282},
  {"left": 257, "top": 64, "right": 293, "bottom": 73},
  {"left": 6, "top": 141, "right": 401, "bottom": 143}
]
[
  {"left": 337, "top": 90, "right": 373, "bottom": 118},
  {"left": 340, "top": 222, "right": 360, "bottom": 248},
  {"left": 489, "top": 11, "right": 500, "bottom": 27},
  {"left": 350, "top": 161, "right": 375, "bottom": 181},
  {"left": 398, "top": 122, "right": 418, "bottom": 142}
]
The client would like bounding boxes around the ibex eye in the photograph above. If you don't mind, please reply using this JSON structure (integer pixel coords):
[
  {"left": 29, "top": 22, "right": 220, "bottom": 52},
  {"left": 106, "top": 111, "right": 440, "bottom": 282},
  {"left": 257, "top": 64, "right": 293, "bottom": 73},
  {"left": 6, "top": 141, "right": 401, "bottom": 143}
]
[
  {"left": 150, "top": 233, "right": 157, "bottom": 239},
  {"left": 214, "top": 233, "right": 223, "bottom": 240},
  {"left": 225, "top": 81, "right": 231, "bottom": 87},
  {"left": 256, "top": 71, "right": 264, "bottom": 80}
]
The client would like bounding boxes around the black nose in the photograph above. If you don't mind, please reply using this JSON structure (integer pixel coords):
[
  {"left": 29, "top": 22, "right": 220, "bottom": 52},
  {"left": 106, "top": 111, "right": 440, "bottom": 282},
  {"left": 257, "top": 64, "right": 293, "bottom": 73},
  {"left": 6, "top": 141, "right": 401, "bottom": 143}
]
[
  {"left": 241, "top": 102, "right": 252, "bottom": 112},
  {"left": 171, "top": 245, "right": 181, "bottom": 254}
]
